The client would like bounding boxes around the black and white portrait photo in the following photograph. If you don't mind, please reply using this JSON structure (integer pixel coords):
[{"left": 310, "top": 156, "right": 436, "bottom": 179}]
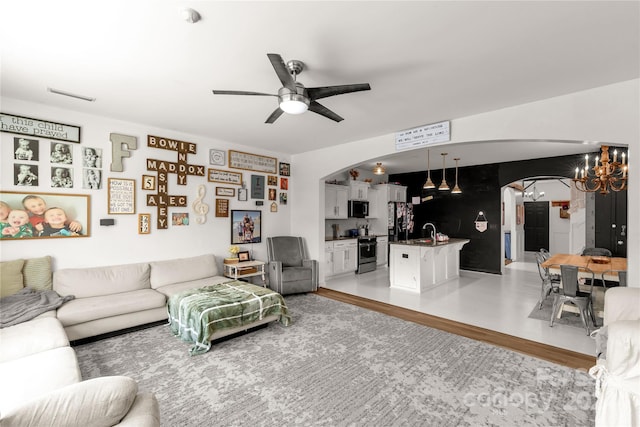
[
  {"left": 14, "top": 163, "right": 39, "bottom": 186},
  {"left": 50, "top": 142, "right": 73, "bottom": 164},
  {"left": 82, "top": 147, "right": 102, "bottom": 168},
  {"left": 83, "top": 168, "right": 102, "bottom": 189},
  {"left": 51, "top": 167, "right": 73, "bottom": 188},
  {"left": 13, "top": 137, "right": 39, "bottom": 161}
]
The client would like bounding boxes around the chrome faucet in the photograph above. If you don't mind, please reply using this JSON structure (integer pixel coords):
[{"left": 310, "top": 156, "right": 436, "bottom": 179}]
[{"left": 422, "top": 222, "right": 437, "bottom": 245}]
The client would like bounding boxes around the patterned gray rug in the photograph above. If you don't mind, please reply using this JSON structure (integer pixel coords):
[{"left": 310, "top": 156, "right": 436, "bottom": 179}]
[{"left": 75, "top": 294, "right": 595, "bottom": 426}]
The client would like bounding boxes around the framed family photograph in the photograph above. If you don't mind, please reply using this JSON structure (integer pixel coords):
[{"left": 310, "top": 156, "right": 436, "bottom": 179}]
[
  {"left": 279, "top": 162, "right": 290, "bottom": 176},
  {"left": 0, "top": 190, "right": 90, "bottom": 239},
  {"left": 237, "top": 251, "right": 250, "bottom": 262},
  {"left": 50, "top": 142, "right": 73, "bottom": 164},
  {"left": 14, "top": 164, "right": 39, "bottom": 186},
  {"left": 82, "top": 147, "right": 102, "bottom": 168},
  {"left": 13, "top": 137, "right": 39, "bottom": 161}
]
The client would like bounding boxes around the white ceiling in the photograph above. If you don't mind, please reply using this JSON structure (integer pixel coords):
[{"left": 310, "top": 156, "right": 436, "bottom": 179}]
[{"left": 1, "top": 1, "right": 638, "bottom": 174}]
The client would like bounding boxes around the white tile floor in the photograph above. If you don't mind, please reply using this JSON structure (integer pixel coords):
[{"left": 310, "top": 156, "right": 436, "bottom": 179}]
[{"left": 322, "top": 257, "right": 597, "bottom": 356}]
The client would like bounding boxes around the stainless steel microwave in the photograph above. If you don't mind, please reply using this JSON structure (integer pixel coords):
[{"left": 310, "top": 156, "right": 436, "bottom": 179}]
[{"left": 348, "top": 200, "right": 369, "bottom": 218}]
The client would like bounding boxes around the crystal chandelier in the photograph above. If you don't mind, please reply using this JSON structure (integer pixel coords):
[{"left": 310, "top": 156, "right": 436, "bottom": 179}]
[{"left": 573, "top": 145, "right": 628, "bottom": 195}]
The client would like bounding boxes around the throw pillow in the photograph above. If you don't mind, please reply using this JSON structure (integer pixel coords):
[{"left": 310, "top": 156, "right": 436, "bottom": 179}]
[
  {"left": 0, "top": 259, "right": 25, "bottom": 298},
  {"left": 0, "top": 376, "right": 138, "bottom": 427},
  {"left": 23, "top": 256, "right": 53, "bottom": 291}
]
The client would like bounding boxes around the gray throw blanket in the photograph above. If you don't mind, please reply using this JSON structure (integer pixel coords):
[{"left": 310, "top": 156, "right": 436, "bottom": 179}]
[{"left": 0, "top": 288, "right": 74, "bottom": 328}]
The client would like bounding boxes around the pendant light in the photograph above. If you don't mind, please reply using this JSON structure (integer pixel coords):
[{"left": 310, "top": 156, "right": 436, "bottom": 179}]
[
  {"left": 451, "top": 157, "right": 462, "bottom": 194},
  {"left": 438, "top": 153, "right": 450, "bottom": 191},
  {"left": 423, "top": 149, "right": 435, "bottom": 189},
  {"left": 373, "top": 162, "right": 386, "bottom": 175}
]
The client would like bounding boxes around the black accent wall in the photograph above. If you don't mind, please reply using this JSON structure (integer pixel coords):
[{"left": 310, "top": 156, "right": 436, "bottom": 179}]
[{"left": 390, "top": 153, "right": 587, "bottom": 274}]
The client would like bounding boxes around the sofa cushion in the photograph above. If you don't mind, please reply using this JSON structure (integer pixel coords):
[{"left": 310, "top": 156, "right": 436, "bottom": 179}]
[
  {"left": 155, "top": 275, "right": 230, "bottom": 297},
  {"left": 0, "top": 376, "right": 138, "bottom": 427},
  {"left": 56, "top": 289, "right": 166, "bottom": 327},
  {"left": 54, "top": 262, "right": 151, "bottom": 298},
  {"left": 282, "top": 266, "right": 312, "bottom": 282},
  {"left": 0, "top": 317, "right": 69, "bottom": 363},
  {"left": 149, "top": 254, "right": 218, "bottom": 289},
  {"left": 0, "top": 346, "right": 81, "bottom": 415},
  {"left": 117, "top": 392, "right": 161, "bottom": 427},
  {"left": 23, "top": 255, "right": 52, "bottom": 291},
  {"left": 0, "top": 258, "right": 24, "bottom": 297}
]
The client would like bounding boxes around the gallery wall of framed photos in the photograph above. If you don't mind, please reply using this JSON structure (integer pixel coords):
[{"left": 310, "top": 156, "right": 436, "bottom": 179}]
[{"left": 0, "top": 106, "right": 292, "bottom": 269}]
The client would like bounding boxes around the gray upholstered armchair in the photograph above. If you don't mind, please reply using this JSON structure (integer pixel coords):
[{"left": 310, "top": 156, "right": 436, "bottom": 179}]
[{"left": 266, "top": 236, "right": 318, "bottom": 295}]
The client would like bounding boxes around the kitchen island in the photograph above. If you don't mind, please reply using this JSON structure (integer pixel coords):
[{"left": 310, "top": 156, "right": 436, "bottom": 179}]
[{"left": 389, "top": 238, "right": 470, "bottom": 293}]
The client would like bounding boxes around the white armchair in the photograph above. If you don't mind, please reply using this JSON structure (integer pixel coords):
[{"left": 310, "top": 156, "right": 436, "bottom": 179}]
[{"left": 589, "top": 287, "right": 640, "bottom": 427}]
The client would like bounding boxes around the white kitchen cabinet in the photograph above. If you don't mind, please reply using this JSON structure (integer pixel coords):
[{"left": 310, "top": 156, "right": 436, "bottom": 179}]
[
  {"left": 324, "top": 241, "right": 334, "bottom": 278},
  {"left": 366, "top": 188, "right": 379, "bottom": 218},
  {"left": 373, "top": 184, "right": 407, "bottom": 203},
  {"left": 376, "top": 235, "right": 388, "bottom": 266},
  {"left": 348, "top": 181, "right": 369, "bottom": 201},
  {"left": 325, "top": 184, "right": 348, "bottom": 219},
  {"left": 326, "top": 239, "right": 358, "bottom": 277}
]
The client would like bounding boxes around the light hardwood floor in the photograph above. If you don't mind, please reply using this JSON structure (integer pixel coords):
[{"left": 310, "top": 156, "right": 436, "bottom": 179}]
[{"left": 320, "top": 260, "right": 597, "bottom": 371}]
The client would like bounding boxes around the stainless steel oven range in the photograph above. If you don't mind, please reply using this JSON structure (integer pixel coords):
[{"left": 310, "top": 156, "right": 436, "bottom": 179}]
[{"left": 357, "top": 236, "right": 377, "bottom": 273}]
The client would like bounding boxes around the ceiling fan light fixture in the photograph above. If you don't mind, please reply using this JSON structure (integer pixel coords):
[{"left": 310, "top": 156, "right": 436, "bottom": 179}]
[{"left": 279, "top": 93, "right": 309, "bottom": 114}]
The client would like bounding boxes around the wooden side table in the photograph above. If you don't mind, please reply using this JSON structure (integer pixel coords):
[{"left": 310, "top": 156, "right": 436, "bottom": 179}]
[{"left": 223, "top": 260, "right": 266, "bottom": 286}]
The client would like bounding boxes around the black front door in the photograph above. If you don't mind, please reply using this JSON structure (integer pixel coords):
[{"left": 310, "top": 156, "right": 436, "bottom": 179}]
[
  {"left": 524, "top": 201, "right": 549, "bottom": 252},
  {"left": 595, "top": 191, "right": 627, "bottom": 257}
]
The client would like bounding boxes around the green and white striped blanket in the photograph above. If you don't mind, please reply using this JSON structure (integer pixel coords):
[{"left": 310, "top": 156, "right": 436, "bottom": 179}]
[{"left": 167, "top": 281, "right": 291, "bottom": 355}]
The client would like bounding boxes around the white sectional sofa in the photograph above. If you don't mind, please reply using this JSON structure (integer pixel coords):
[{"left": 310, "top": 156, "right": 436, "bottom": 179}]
[
  {"left": 0, "top": 253, "right": 238, "bottom": 426},
  {"left": 589, "top": 286, "right": 640, "bottom": 427},
  {"left": 53, "top": 253, "right": 228, "bottom": 341}
]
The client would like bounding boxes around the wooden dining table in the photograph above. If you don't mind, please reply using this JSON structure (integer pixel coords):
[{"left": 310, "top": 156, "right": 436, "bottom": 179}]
[
  {"left": 541, "top": 253, "right": 627, "bottom": 281},
  {"left": 540, "top": 253, "right": 627, "bottom": 318}
]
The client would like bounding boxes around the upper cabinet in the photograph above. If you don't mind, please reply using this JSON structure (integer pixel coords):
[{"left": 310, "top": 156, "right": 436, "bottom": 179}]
[
  {"left": 374, "top": 184, "right": 407, "bottom": 203},
  {"left": 325, "top": 184, "right": 349, "bottom": 219},
  {"left": 348, "top": 181, "right": 369, "bottom": 201}
]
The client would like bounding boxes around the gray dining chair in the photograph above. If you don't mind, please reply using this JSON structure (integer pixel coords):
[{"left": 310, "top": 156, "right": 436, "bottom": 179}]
[
  {"left": 549, "top": 264, "right": 597, "bottom": 335},
  {"left": 601, "top": 270, "right": 628, "bottom": 288},
  {"left": 581, "top": 247, "right": 612, "bottom": 257},
  {"left": 535, "top": 251, "right": 560, "bottom": 309}
]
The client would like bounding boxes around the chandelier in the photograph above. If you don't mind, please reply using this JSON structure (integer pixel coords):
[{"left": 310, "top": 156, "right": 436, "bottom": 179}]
[
  {"left": 573, "top": 145, "right": 628, "bottom": 195},
  {"left": 523, "top": 181, "right": 545, "bottom": 201}
]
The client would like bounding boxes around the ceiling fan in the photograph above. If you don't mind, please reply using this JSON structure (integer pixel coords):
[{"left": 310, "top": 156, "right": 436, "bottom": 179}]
[{"left": 212, "top": 53, "right": 371, "bottom": 123}]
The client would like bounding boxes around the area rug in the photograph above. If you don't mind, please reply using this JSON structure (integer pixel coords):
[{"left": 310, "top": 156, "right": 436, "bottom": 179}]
[
  {"left": 529, "top": 296, "right": 603, "bottom": 330},
  {"left": 75, "top": 294, "right": 595, "bottom": 426}
]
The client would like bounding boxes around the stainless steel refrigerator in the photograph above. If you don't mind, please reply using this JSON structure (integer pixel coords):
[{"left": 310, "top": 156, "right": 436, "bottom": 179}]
[{"left": 388, "top": 202, "right": 414, "bottom": 242}]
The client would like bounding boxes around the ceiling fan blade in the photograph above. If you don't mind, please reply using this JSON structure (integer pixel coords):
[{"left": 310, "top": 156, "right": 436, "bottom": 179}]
[
  {"left": 309, "top": 101, "right": 344, "bottom": 122},
  {"left": 212, "top": 90, "right": 275, "bottom": 96},
  {"left": 267, "top": 53, "right": 296, "bottom": 91},
  {"left": 307, "top": 83, "right": 371, "bottom": 101},
  {"left": 265, "top": 108, "right": 284, "bottom": 124}
]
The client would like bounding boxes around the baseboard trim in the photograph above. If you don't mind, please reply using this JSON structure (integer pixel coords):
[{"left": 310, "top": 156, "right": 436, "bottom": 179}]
[{"left": 315, "top": 287, "right": 595, "bottom": 371}]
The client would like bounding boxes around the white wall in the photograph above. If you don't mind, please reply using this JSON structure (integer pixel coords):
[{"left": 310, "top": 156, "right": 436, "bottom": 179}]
[
  {"left": 291, "top": 79, "right": 639, "bottom": 285},
  {"left": 528, "top": 179, "right": 572, "bottom": 254},
  {"left": 0, "top": 98, "right": 291, "bottom": 269}
]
